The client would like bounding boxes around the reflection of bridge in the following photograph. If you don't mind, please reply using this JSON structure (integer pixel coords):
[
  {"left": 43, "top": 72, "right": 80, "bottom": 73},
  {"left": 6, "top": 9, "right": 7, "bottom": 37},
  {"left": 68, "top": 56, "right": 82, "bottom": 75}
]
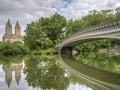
[
  {"left": 60, "top": 55, "right": 120, "bottom": 90},
  {"left": 56, "top": 19, "right": 120, "bottom": 55}
]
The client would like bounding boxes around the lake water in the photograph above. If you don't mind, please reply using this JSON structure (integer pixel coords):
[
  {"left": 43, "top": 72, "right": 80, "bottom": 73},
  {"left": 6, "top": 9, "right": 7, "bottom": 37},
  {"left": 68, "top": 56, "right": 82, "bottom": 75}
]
[{"left": 0, "top": 52, "right": 120, "bottom": 90}]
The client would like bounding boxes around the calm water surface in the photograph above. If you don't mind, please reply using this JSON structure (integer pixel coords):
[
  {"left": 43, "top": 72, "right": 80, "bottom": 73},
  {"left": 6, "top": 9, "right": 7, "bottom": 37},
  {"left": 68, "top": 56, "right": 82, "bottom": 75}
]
[{"left": 0, "top": 52, "right": 120, "bottom": 90}]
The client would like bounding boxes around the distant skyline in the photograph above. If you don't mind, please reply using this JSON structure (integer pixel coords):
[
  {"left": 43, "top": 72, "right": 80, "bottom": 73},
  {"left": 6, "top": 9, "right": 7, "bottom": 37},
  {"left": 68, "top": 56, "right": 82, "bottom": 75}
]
[{"left": 0, "top": 0, "right": 120, "bottom": 41}]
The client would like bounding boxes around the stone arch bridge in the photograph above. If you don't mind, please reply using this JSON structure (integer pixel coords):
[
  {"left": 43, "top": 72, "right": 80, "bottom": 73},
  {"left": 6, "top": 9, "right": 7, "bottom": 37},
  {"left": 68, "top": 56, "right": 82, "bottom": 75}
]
[{"left": 56, "top": 18, "right": 120, "bottom": 55}]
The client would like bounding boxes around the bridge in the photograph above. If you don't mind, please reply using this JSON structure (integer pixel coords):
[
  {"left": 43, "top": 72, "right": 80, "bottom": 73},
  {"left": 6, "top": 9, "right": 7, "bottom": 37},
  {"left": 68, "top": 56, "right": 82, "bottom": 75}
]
[{"left": 56, "top": 18, "right": 120, "bottom": 55}]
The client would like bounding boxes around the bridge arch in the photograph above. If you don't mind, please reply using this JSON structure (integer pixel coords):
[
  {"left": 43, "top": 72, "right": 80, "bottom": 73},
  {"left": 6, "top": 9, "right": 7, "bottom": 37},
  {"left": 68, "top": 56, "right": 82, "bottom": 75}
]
[
  {"left": 60, "top": 35, "right": 120, "bottom": 55},
  {"left": 56, "top": 18, "right": 120, "bottom": 55}
]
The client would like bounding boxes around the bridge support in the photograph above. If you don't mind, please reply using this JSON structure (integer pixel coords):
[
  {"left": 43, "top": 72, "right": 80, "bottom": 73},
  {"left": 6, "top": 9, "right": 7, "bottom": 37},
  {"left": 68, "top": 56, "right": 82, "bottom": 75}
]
[{"left": 61, "top": 47, "right": 72, "bottom": 56}]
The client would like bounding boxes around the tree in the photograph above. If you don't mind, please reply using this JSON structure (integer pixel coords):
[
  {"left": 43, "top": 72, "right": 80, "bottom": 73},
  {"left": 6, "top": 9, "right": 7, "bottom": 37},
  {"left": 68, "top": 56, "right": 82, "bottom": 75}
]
[
  {"left": 24, "top": 13, "right": 67, "bottom": 51},
  {"left": 24, "top": 21, "right": 45, "bottom": 50},
  {"left": 66, "top": 19, "right": 84, "bottom": 37},
  {"left": 41, "top": 13, "right": 67, "bottom": 44},
  {"left": 115, "top": 7, "right": 120, "bottom": 19}
]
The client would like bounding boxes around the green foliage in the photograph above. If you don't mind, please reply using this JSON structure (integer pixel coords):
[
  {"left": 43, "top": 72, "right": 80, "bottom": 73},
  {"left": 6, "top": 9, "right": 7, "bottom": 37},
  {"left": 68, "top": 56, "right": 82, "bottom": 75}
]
[
  {"left": 66, "top": 20, "right": 84, "bottom": 37},
  {"left": 74, "top": 39, "right": 108, "bottom": 52},
  {"left": 41, "top": 13, "right": 67, "bottom": 44},
  {"left": 66, "top": 9, "right": 116, "bottom": 36},
  {"left": 0, "top": 55, "right": 23, "bottom": 65},
  {"left": 24, "top": 13, "right": 67, "bottom": 52},
  {"left": 110, "top": 39, "right": 120, "bottom": 46},
  {"left": 115, "top": 7, "right": 120, "bottom": 19},
  {"left": 24, "top": 21, "right": 45, "bottom": 50},
  {"left": 0, "top": 42, "right": 26, "bottom": 55}
]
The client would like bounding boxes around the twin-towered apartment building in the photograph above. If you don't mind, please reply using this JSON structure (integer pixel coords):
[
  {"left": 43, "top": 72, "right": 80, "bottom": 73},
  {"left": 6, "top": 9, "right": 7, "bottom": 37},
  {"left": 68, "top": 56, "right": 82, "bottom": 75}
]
[{"left": 2, "top": 19, "right": 23, "bottom": 43}]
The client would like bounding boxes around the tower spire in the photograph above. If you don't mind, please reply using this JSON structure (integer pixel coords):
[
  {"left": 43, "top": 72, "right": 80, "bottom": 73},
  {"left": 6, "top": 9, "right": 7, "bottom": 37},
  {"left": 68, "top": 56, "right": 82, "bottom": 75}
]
[
  {"left": 7, "top": 19, "right": 10, "bottom": 24},
  {"left": 15, "top": 20, "right": 20, "bottom": 29},
  {"left": 6, "top": 19, "right": 12, "bottom": 28},
  {"left": 15, "top": 20, "right": 21, "bottom": 36},
  {"left": 6, "top": 19, "right": 12, "bottom": 35}
]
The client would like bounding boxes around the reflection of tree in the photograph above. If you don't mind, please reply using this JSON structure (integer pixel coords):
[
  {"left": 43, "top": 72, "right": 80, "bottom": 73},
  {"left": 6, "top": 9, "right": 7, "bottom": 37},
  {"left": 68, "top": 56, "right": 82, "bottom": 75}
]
[
  {"left": 75, "top": 52, "right": 120, "bottom": 74},
  {"left": 0, "top": 55, "right": 23, "bottom": 65},
  {"left": 23, "top": 55, "right": 70, "bottom": 90}
]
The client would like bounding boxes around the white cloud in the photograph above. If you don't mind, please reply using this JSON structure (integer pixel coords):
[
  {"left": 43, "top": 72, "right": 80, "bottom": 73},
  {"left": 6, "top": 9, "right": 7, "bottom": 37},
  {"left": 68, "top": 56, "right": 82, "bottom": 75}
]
[
  {"left": 68, "top": 83, "right": 92, "bottom": 90},
  {"left": 14, "top": 1, "right": 25, "bottom": 8},
  {"left": 0, "top": 25, "right": 4, "bottom": 29},
  {"left": 25, "top": 13, "right": 34, "bottom": 20},
  {"left": 116, "top": 3, "right": 120, "bottom": 8}
]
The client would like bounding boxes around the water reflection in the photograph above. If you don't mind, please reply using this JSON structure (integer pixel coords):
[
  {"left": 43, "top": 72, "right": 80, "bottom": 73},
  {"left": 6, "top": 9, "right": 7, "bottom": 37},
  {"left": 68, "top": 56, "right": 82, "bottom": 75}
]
[
  {"left": 0, "top": 53, "right": 119, "bottom": 90},
  {"left": 74, "top": 52, "right": 120, "bottom": 74},
  {"left": 0, "top": 55, "right": 23, "bottom": 88},
  {"left": 60, "top": 53, "right": 120, "bottom": 90},
  {"left": 23, "top": 55, "right": 71, "bottom": 90},
  {"left": 3, "top": 62, "right": 23, "bottom": 87},
  {"left": 1, "top": 55, "right": 86, "bottom": 90}
]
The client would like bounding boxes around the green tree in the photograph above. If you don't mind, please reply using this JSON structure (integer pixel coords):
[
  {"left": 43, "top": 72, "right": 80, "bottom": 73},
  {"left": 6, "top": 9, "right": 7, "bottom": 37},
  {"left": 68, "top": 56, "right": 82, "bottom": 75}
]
[
  {"left": 41, "top": 13, "right": 67, "bottom": 44},
  {"left": 24, "top": 21, "right": 45, "bottom": 50},
  {"left": 24, "top": 13, "right": 67, "bottom": 51},
  {"left": 115, "top": 7, "right": 120, "bottom": 18},
  {"left": 66, "top": 19, "right": 85, "bottom": 37}
]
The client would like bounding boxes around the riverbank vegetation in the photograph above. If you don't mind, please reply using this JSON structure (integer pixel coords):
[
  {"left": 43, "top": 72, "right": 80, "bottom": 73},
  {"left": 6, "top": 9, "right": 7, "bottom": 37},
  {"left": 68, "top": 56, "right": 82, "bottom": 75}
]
[{"left": 0, "top": 42, "right": 26, "bottom": 55}]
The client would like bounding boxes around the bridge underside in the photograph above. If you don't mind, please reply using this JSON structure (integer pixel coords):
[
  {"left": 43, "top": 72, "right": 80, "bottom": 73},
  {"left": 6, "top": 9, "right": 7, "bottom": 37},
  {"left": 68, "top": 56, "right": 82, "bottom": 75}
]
[
  {"left": 63, "top": 38, "right": 103, "bottom": 47},
  {"left": 60, "top": 38, "right": 104, "bottom": 55},
  {"left": 59, "top": 33, "right": 120, "bottom": 55},
  {"left": 61, "top": 47, "right": 73, "bottom": 56}
]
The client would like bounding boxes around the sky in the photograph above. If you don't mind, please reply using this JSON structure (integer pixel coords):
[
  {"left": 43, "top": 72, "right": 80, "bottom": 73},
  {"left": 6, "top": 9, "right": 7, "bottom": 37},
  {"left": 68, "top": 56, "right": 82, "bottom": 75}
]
[{"left": 0, "top": 0, "right": 120, "bottom": 41}]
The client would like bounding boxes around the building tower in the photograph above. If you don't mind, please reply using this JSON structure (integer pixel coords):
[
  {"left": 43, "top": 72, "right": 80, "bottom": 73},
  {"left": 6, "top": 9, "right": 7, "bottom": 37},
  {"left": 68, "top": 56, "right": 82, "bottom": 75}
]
[
  {"left": 2, "top": 19, "right": 23, "bottom": 42},
  {"left": 6, "top": 19, "right": 12, "bottom": 36},
  {"left": 3, "top": 19, "right": 12, "bottom": 42},
  {"left": 15, "top": 21, "right": 21, "bottom": 37}
]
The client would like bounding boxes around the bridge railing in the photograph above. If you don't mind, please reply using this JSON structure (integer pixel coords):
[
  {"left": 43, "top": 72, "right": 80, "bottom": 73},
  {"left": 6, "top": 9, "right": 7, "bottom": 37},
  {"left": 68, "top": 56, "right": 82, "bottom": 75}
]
[
  {"left": 60, "top": 18, "right": 120, "bottom": 44},
  {"left": 72, "top": 18, "right": 120, "bottom": 37}
]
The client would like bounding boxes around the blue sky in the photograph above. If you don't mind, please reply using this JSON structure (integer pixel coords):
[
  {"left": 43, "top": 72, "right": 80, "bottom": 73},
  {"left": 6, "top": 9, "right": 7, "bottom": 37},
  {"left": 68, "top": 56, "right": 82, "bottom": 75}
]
[{"left": 0, "top": 0, "right": 120, "bottom": 41}]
